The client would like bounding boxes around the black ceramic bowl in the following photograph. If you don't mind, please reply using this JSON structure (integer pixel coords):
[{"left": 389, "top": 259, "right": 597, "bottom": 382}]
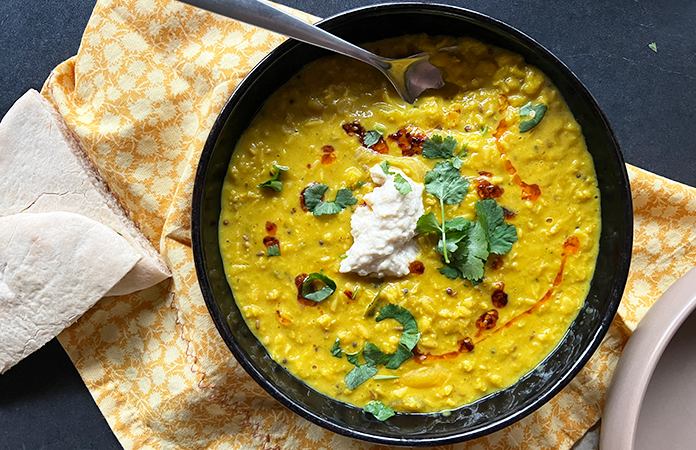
[{"left": 192, "top": 3, "right": 632, "bottom": 446}]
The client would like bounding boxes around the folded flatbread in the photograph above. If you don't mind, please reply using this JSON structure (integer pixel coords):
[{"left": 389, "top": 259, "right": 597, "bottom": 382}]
[
  {"left": 0, "top": 90, "right": 171, "bottom": 295},
  {"left": 0, "top": 212, "right": 141, "bottom": 373}
]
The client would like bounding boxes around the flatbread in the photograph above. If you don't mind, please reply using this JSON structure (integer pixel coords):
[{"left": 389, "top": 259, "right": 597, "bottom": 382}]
[
  {"left": 0, "top": 212, "right": 141, "bottom": 373},
  {"left": 0, "top": 89, "right": 171, "bottom": 295}
]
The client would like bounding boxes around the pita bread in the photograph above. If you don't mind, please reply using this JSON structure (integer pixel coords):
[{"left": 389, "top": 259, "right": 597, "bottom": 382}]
[
  {"left": 0, "top": 211, "right": 141, "bottom": 373},
  {"left": 0, "top": 90, "right": 170, "bottom": 295}
]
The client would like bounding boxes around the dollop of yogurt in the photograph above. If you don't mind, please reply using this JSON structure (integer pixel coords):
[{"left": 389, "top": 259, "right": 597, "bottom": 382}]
[{"left": 339, "top": 163, "right": 424, "bottom": 277}]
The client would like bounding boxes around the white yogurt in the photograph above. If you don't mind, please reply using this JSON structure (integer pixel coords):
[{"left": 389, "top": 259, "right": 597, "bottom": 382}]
[{"left": 339, "top": 164, "right": 424, "bottom": 278}]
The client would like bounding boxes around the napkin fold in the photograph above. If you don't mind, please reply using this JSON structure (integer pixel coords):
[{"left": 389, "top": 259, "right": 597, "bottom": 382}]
[{"left": 40, "top": 0, "right": 696, "bottom": 449}]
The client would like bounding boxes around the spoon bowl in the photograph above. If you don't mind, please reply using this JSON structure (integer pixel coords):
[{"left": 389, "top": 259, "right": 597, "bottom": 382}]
[
  {"left": 380, "top": 52, "right": 445, "bottom": 103},
  {"left": 178, "top": 0, "right": 444, "bottom": 103}
]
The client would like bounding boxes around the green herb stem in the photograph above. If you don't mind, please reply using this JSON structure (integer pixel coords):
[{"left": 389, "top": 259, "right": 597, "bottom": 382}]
[{"left": 440, "top": 198, "right": 450, "bottom": 263}]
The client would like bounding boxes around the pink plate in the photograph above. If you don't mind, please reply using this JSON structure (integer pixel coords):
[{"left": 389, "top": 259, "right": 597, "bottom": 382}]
[{"left": 601, "top": 266, "right": 696, "bottom": 449}]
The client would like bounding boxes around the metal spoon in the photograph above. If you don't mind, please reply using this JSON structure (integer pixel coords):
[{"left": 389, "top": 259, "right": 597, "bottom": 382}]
[{"left": 178, "top": 0, "right": 445, "bottom": 103}]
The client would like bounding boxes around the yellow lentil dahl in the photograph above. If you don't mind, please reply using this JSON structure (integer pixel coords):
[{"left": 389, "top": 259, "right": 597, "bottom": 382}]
[{"left": 219, "top": 35, "right": 600, "bottom": 413}]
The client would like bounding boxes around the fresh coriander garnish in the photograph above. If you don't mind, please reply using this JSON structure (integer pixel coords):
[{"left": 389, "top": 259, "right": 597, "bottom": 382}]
[
  {"left": 476, "top": 199, "right": 518, "bottom": 255},
  {"left": 480, "top": 124, "right": 490, "bottom": 136},
  {"left": 648, "top": 42, "right": 657, "bottom": 52},
  {"left": 394, "top": 173, "right": 412, "bottom": 195},
  {"left": 380, "top": 161, "right": 412, "bottom": 195},
  {"left": 422, "top": 134, "right": 459, "bottom": 159},
  {"left": 363, "top": 284, "right": 385, "bottom": 318},
  {"left": 345, "top": 363, "right": 379, "bottom": 390},
  {"left": 364, "top": 124, "right": 386, "bottom": 148},
  {"left": 420, "top": 160, "right": 470, "bottom": 263},
  {"left": 457, "top": 143, "right": 468, "bottom": 158},
  {"left": 519, "top": 102, "right": 548, "bottom": 132},
  {"left": 345, "top": 350, "right": 361, "bottom": 366},
  {"left": 364, "top": 130, "right": 382, "bottom": 148},
  {"left": 364, "top": 400, "right": 395, "bottom": 421},
  {"left": 436, "top": 220, "right": 489, "bottom": 282},
  {"left": 304, "top": 183, "right": 358, "bottom": 216},
  {"left": 258, "top": 164, "right": 289, "bottom": 192},
  {"left": 300, "top": 271, "right": 336, "bottom": 302},
  {"left": 331, "top": 338, "right": 342, "bottom": 358},
  {"left": 266, "top": 244, "right": 280, "bottom": 257},
  {"left": 373, "top": 375, "right": 399, "bottom": 380},
  {"left": 418, "top": 199, "right": 517, "bottom": 283},
  {"left": 335, "top": 303, "right": 420, "bottom": 390},
  {"left": 379, "top": 160, "right": 394, "bottom": 175},
  {"left": 376, "top": 303, "right": 421, "bottom": 369}
]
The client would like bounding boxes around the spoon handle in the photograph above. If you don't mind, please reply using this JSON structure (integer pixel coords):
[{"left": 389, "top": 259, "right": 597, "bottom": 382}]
[{"left": 178, "top": 0, "right": 389, "bottom": 69}]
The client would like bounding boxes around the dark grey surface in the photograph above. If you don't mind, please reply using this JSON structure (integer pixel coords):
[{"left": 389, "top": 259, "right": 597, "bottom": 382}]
[{"left": 0, "top": 0, "right": 694, "bottom": 449}]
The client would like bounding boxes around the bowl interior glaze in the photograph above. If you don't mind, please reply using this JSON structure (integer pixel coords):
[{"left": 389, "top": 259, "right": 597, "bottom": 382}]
[{"left": 192, "top": 3, "right": 632, "bottom": 446}]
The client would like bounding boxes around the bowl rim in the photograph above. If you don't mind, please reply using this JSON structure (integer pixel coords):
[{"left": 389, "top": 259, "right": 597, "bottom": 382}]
[{"left": 192, "top": 2, "right": 633, "bottom": 446}]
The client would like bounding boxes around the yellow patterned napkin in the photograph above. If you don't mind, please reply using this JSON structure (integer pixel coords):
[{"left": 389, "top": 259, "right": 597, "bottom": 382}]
[{"left": 40, "top": 0, "right": 696, "bottom": 448}]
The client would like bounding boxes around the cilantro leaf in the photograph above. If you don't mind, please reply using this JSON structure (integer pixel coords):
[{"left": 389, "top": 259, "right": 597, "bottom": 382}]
[
  {"left": 457, "top": 143, "right": 468, "bottom": 158},
  {"left": 345, "top": 351, "right": 361, "bottom": 366},
  {"left": 340, "top": 304, "right": 421, "bottom": 389},
  {"left": 445, "top": 222, "right": 488, "bottom": 282},
  {"left": 466, "top": 222, "right": 490, "bottom": 260},
  {"left": 394, "top": 173, "right": 412, "bottom": 195},
  {"left": 444, "top": 217, "right": 473, "bottom": 232},
  {"left": 364, "top": 400, "right": 395, "bottom": 421},
  {"left": 375, "top": 303, "right": 421, "bottom": 369},
  {"left": 397, "top": 331, "right": 420, "bottom": 351},
  {"left": 436, "top": 238, "right": 459, "bottom": 256},
  {"left": 476, "top": 199, "right": 518, "bottom": 254},
  {"left": 490, "top": 223, "right": 518, "bottom": 255},
  {"left": 376, "top": 303, "right": 418, "bottom": 336},
  {"left": 345, "top": 363, "right": 379, "bottom": 390},
  {"left": 304, "top": 184, "right": 358, "bottom": 216},
  {"left": 439, "top": 218, "right": 473, "bottom": 249},
  {"left": 379, "top": 160, "right": 394, "bottom": 175},
  {"left": 373, "top": 375, "right": 399, "bottom": 380},
  {"left": 301, "top": 271, "right": 336, "bottom": 302},
  {"left": 422, "top": 134, "right": 459, "bottom": 159},
  {"left": 363, "top": 342, "right": 391, "bottom": 366},
  {"left": 416, "top": 212, "right": 442, "bottom": 234},
  {"left": 421, "top": 199, "right": 517, "bottom": 283},
  {"left": 476, "top": 199, "right": 504, "bottom": 238},
  {"left": 258, "top": 165, "right": 290, "bottom": 192},
  {"left": 331, "top": 338, "right": 342, "bottom": 358},
  {"left": 385, "top": 345, "right": 414, "bottom": 370},
  {"left": 313, "top": 200, "right": 343, "bottom": 216},
  {"left": 266, "top": 244, "right": 280, "bottom": 257},
  {"left": 304, "top": 184, "right": 328, "bottom": 211},
  {"left": 520, "top": 102, "right": 534, "bottom": 117},
  {"left": 451, "top": 250, "right": 485, "bottom": 282},
  {"left": 364, "top": 130, "right": 383, "bottom": 148},
  {"left": 334, "top": 189, "right": 358, "bottom": 208},
  {"left": 438, "top": 266, "right": 461, "bottom": 279},
  {"left": 649, "top": 42, "right": 657, "bottom": 52},
  {"left": 424, "top": 161, "right": 469, "bottom": 205},
  {"left": 519, "top": 102, "right": 548, "bottom": 132},
  {"left": 261, "top": 180, "right": 282, "bottom": 192},
  {"left": 423, "top": 160, "right": 470, "bottom": 263},
  {"left": 379, "top": 161, "right": 411, "bottom": 195}
]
